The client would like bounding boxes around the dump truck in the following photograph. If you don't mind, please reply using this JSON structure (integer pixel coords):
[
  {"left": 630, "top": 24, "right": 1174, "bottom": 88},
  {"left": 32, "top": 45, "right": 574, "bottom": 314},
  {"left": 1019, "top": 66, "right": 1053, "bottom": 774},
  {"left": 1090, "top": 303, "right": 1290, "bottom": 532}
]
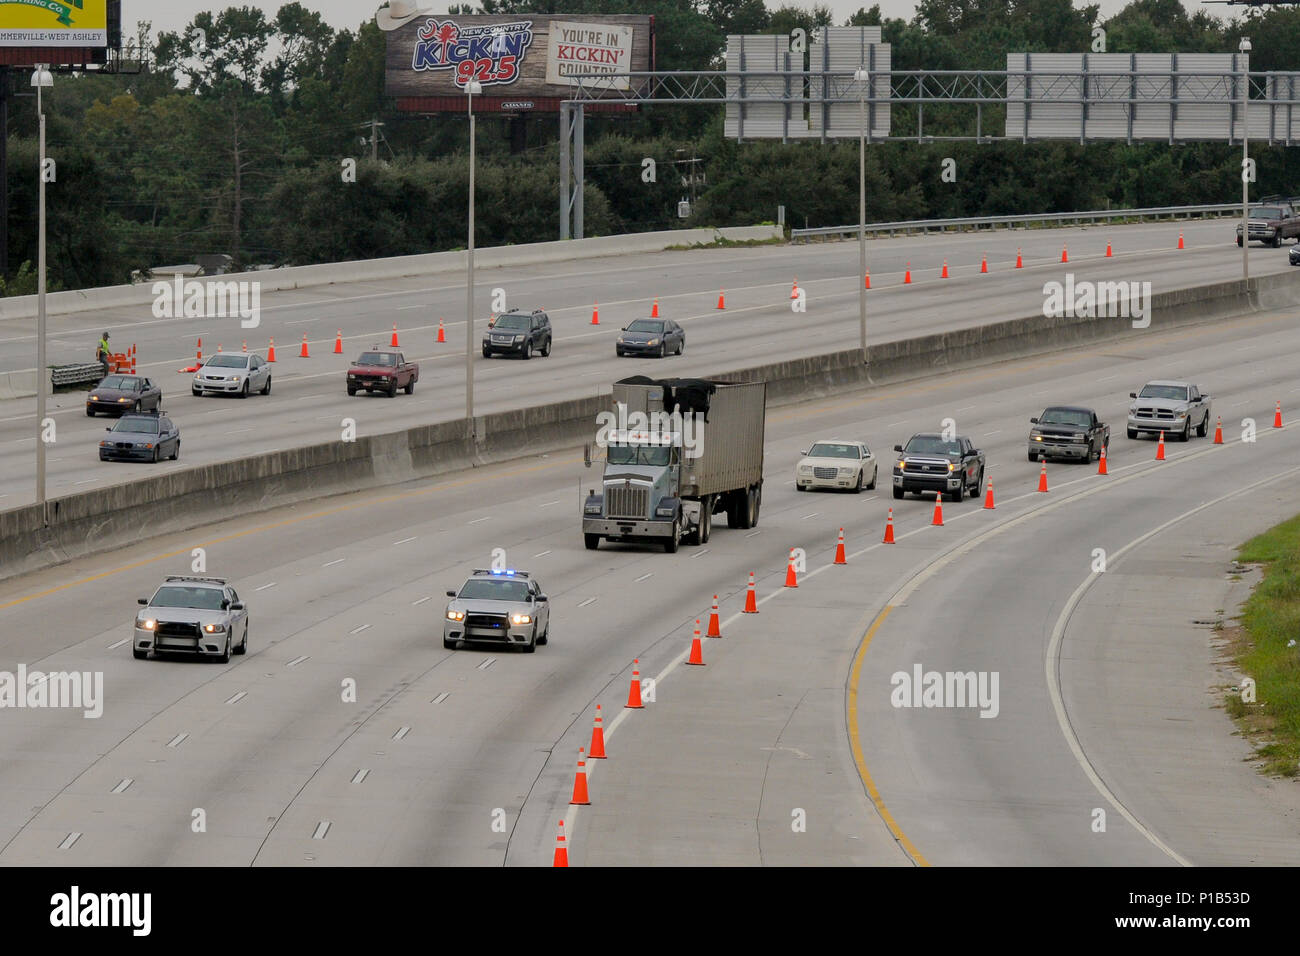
[{"left": 582, "top": 377, "right": 766, "bottom": 553}]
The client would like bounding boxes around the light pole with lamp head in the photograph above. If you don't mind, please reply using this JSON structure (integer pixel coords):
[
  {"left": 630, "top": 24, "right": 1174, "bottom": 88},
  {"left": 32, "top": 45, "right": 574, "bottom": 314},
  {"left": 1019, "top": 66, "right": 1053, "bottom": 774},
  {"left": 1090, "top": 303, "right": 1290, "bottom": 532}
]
[
  {"left": 466, "top": 78, "right": 482, "bottom": 438},
  {"left": 1240, "top": 36, "right": 1251, "bottom": 283},
  {"left": 32, "top": 64, "right": 52, "bottom": 511},
  {"left": 854, "top": 66, "right": 869, "bottom": 360}
]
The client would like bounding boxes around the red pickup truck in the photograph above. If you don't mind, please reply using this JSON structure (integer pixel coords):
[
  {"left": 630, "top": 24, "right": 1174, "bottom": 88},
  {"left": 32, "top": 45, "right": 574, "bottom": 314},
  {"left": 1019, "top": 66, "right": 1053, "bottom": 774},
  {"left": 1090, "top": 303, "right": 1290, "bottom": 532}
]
[{"left": 346, "top": 349, "right": 419, "bottom": 396}]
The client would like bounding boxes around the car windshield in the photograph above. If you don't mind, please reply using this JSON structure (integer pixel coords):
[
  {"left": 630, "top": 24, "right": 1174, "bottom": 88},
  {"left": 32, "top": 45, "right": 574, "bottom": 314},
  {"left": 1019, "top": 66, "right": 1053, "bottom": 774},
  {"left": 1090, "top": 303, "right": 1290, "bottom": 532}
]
[
  {"left": 98, "top": 376, "right": 135, "bottom": 390},
  {"left": 607, "top": 443, "right": 671, "bottom": 466},
  {"left": 356, "top": 352, "right": 396, "bottom": 366},
  {"left": 458, "top": 578, "right": 530, "bottom": 601},
  {"left": 808, "top": 442, "right": 860, "bottom": 459},
  {"left": 151, "top": 586, "right": 225, "bottom": 609},
  {"left": 205, "top": 355, "right": 248, "bottom": 368},
  {"left": 905, "top": 436, "right": 960, "bottom": 456},
  {"left": 1251, "top": 206, "right": 1283, "bottom": 219},
  {"left": 1138, "top": 384, "right": 1189, "bottom": 401},
  {"left": 113, "top": 417, "right": 159, "bottom": 434},
  {"left": 626, "top": 319, "right": 664, "bottom": 334},
  {"left": 494, "top": 314, "right": 529, "bottom": 331},
  {"left": 1040, "top": 408, "right": 1092, "bottom": 427}
]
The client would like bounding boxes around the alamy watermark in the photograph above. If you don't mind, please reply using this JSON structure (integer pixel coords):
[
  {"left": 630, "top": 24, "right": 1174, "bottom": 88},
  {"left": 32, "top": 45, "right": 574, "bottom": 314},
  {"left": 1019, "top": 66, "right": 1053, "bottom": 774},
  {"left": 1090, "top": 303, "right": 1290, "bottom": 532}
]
[
  {"left": 890, "top": 663, "right": 999, "bottom": 718},
  {"left": 0, "top": 665, "right": 102, "bottom": 718},
  {"left": 152, "top": 275, "right": 261, "bottom": 329},
  {"left": 1043, "top": 273, "right": 1152, "bottom": 329},
  {"left": 594, "top": 402, "right": 705, "bottom": 458}
]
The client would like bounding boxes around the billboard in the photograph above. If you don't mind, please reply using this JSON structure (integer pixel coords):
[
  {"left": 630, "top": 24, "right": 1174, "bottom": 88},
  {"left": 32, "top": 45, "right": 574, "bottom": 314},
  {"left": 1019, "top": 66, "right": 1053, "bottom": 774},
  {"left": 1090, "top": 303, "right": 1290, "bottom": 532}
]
[
  {"left": 0, "top": 0, "right": 108, "bottom": 47},
  {"left": 384, "top": 13, "right": 653, "bottom": 112}
]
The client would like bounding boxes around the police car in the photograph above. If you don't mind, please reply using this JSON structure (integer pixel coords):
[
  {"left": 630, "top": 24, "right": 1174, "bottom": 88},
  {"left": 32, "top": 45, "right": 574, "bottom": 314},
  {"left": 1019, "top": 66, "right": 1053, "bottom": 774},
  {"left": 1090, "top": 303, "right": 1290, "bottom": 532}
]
[{"left": 443, "top": 569, "right": 550, "bottom": 653}]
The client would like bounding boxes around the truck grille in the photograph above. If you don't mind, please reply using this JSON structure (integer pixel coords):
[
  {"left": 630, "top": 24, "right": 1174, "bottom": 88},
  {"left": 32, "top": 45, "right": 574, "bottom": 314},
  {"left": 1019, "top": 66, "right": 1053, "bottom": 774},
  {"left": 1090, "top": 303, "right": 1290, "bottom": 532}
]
[
  {"left": 903, "top": 461, "right": 949, "bottom": 474},
  {"left": 1134, "top": 407, "right": 1176, "bottom": 421},
  {"left": 813, "top": 467, "right": 838, "bottom": 479},
  {"left": 606, "top": 484, "right": 649, "bottom": 519},
  {"left": 465, "top": 613, "right": 509, "bottom": 638}
]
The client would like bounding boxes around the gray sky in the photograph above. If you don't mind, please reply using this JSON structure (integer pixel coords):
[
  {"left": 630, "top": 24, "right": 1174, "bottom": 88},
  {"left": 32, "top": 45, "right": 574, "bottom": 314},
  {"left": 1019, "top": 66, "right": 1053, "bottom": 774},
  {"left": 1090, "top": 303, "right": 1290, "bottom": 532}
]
[{"left": 123, "top": 1, "right": 1233, "bottom": 41}]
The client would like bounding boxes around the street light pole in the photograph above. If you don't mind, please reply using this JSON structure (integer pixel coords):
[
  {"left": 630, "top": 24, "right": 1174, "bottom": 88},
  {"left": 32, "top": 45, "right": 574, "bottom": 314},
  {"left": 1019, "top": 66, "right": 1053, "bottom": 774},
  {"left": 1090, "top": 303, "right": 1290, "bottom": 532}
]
[
  {"left": 32, "top": 64, "right": 51, "bottom": 512},
  {"left": 466, "top": 79, "right": 481, "bottom": 439},
  {"left": 855, "top": 67, "right": 868, "bottom": 361},
  {"left": 1241, "top": 37, "right": 1251, "bottom": 283}
]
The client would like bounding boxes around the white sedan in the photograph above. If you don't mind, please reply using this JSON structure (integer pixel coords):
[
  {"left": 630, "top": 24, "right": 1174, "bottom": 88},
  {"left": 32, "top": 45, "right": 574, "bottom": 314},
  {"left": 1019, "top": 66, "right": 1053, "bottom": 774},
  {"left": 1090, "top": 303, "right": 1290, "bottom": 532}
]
[{"left": 795, "top": 440, "right": 877, "bottom": 493}]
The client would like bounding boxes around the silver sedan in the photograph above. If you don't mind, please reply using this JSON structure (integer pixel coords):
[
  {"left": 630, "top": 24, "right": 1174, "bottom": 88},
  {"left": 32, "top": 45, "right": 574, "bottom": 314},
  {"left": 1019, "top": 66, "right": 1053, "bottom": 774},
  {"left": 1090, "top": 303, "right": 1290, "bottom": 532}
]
[
  {"left": 193, "top": 352, "right": 271, "bottom": 397},
  {"left": 795, "top": 439, "right": 878, "bottom": 493}
]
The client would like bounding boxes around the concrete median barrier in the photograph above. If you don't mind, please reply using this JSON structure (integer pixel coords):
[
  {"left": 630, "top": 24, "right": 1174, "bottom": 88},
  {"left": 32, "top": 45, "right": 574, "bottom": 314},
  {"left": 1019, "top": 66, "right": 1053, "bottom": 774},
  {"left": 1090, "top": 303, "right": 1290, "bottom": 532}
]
[{"left": 2, "top": 268, "right": 1297, "bottom": 582}]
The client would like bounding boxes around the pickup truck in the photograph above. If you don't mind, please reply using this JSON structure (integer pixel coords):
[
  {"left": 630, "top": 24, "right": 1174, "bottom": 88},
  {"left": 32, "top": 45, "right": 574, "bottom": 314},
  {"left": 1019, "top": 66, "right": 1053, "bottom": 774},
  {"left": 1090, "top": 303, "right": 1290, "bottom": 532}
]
[
  {"left": 346, "top": 349, "right": 418, "bottom": 397},
  {"left": 891, "top": 433, "right": 985, "bottom": 502},
  {"left": 1028, "top": 406, "right": 1110, "bottom": 463},
  {"left": 1127, "top": 381, "right": 1211, "bottom": 442},
  {"left": 1236, "top": 199, "right": 1300, "bottom": 247}
]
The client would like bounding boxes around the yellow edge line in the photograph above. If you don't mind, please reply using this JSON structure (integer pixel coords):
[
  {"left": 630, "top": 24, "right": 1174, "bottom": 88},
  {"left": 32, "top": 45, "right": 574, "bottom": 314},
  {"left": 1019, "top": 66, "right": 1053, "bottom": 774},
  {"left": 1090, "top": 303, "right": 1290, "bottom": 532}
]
[{"left": 847, "top": 604, "right": 930, "bottom": 866}]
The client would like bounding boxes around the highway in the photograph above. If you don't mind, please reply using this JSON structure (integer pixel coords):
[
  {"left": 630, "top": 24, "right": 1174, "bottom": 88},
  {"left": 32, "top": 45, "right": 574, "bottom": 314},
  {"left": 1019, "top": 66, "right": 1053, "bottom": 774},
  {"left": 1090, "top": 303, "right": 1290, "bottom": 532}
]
[
  {"left": 0, "top": 216, "right": 1286, "bottom": 507},
  {"left": 1, "top": 298, "right": 1297, "bottom": 865}
]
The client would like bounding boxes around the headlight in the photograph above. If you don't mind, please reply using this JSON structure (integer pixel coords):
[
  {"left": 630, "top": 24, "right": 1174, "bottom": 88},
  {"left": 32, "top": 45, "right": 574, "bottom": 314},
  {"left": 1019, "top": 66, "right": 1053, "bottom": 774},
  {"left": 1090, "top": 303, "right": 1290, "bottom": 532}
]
[
  {"left": 1032, "top": 433, "right": 1044, "bottom": 441},
  {"left": 646, "top": 338, "right": 659, "bottom": 346},
  {"left": 656, "top": 505, "right": 675, "bottom": 517},
  {"left": 348, "top": 373, "right": 357, "bottom": 379},
  {"left": 1071, "top": 433, "right": 1085, "bottom": 441},
  {"left": 138, "top": 619, "right": 156, "bottom": 630},
  {"left": 99, "top": 441, "right": 110, "bottom": 448},
  {"left": 838, "top": 467, "right": 855, "bottom": 476},
  {"left": 947, "top": 462, "right": 957, "bottom": 472},
  {"left": 514, "top": 335, "right": 524, "bottom": 343},
  {"left": 117, "top": 397, "right": 130, "bottom": 403},
  {"left": 1175, "top": 412, "right": 1187, "bottom": 420},
  {"left": 90, "top": 395, "right": 99, "bottom": 401},
  {"left": 511, "top": 614, "right": 532, "bottom": 625},
  {"left": 231, "top": 375, "right": 241, "bottom": 383},
  {"left": 617, "top": 337, "right": 625, "bottom": 344},
  {"left": 143, "top": 443, "right": 154, "bottom": 449},
  {"left": 203, "top": 623, "right": 226, "bottom": 633},
  {"left": 798, "top": 465, "right": 813, "bottom": 474},
  {"left": 446, "top": 609, "right": 464, "bottom": 621},
  {"left": 895, "top": 460, "right": 905, "bottom": 470}
]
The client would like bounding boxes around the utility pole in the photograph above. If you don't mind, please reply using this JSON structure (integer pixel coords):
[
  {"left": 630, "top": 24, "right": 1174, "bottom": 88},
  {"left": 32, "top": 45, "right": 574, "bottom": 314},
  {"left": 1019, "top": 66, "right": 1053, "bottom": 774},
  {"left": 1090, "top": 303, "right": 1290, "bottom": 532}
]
[{"left": 359, "top": 119, "right": 385, "bottom": 162}]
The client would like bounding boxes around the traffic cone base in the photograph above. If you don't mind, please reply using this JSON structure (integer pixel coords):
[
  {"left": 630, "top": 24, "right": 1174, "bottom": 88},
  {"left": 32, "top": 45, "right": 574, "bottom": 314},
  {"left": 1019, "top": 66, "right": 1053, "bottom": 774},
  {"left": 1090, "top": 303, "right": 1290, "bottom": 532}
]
[
  {"left": 883, "top": 508, "right": 896, "bottom": 544},
  {"left": 834, "top": 528, "right": 847, "bottom": 565},
  {"left": 706, "top": 596, "right": 722, "bottom": 638},
  {"left": 625, "top": 660, "right": 643, "bottom": 709},
  {"left": 743, "top": 572, "right": 758, "bottom": 613},
  {"left": 570, "top": 749, "right": 590, "bottom": 805},
  {"left": 1037, "top": 462, "right": 1049, "bottom": 492},
  {"left": 589, "top": 705, "right": 607, "bottom": 758},
  {"left": 932, "top": 493, "right": 944, "bottom": 526}
]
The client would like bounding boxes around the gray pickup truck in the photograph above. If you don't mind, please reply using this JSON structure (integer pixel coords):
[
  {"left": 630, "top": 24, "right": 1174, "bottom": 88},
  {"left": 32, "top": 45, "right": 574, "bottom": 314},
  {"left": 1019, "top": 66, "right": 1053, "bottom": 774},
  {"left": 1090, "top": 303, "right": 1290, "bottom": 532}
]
[
  {"left": 1127, "top": 381, "right": 1212, "bottom": 441},
  {"left": 1028, "top": 406, "right": 1110, "bottom": 463}
]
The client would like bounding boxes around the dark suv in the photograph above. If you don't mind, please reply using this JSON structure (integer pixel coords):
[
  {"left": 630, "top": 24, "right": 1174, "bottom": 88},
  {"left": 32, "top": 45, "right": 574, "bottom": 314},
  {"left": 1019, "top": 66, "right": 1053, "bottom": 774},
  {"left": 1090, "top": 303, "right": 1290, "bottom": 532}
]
[{"left": 482, "top": 309, "right": 552, "bottom": 359}]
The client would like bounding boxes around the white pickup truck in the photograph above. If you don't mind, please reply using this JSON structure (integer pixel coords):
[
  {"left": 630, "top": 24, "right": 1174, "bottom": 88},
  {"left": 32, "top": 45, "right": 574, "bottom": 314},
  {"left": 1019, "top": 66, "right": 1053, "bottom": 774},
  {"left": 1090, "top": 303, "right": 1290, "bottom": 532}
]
[{"left": 1127, "top": 381, "right": 1212, "bottom": 442}]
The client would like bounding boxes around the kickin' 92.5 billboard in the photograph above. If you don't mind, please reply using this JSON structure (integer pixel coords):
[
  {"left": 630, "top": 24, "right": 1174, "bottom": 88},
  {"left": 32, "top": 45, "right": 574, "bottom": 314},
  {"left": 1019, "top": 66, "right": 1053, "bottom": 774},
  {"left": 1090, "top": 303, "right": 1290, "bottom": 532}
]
[
  {"left": 0, "top": 0, "right": 108, "bottom": 47},
  {"left": 384, "top": 14, "right": 652, "bottom": 101}
]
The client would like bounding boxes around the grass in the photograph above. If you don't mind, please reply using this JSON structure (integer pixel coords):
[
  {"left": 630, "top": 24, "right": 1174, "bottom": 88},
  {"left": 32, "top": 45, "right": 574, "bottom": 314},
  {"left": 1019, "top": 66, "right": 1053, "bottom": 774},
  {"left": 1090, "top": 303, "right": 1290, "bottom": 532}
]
[
  {"left": 663, "top": 236, "right": 785, "bottom": 251},
  {"left": 1227, "top": 515, "right": 1300, "bottom": 776}
]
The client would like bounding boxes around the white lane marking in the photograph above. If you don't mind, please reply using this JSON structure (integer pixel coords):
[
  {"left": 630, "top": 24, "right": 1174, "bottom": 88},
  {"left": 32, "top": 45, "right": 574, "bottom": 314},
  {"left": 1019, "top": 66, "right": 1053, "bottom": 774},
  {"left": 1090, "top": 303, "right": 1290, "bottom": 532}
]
[
  {"left": 228, "top": 427, "right": 253, "bottom": 434},
  {"left": 431, "top": 692, "right": 449, "bottom": 704},
  {"left": 745, "top": 530, "right": 762, "bottom": 537},
  {"left": 349, "top": 624, "right": 371, "bottom": 635},
  {"left": 801, "top": 512, "right": 820, "bottom": 519},
  {"left": 984, "top": 430, "right": 1001, "bottom": 436},
  {"left": 1228, "top": 400, "right": 1248, "bottom": 407},
  {"left": 468, "top": 516, "right": 492, "bottom": 524},
  {"left": 396, "top": 305, "right": 423, "bottom": 311},
  {"left": 634, "top": 572, "right": 653, "bottom": 582},
  {"left": 540, "top": 500, "right": 560, "bottom": 507},
  {"left": 690, "top": 548, "right": 710, "bottom": 558},
  {"left": 886, "top": 421, "right": 905, "bottom": 428},
  {"left": 166, "top": 733, "right": 188, "bottom": 748},
  {"left": 393, "top": 726, "right": 411, "bottom": 740},
  {"left": 286, "top": 655, "right": 309, "bottom": 667},
  {"left": 476, "top": 659, "right": 495, "bottom": 671},
  {"left": 312, "top": 821, "right": 331, "bottom": 840},
  {"left": 412, "top": 596, "right": 432, "bottom": 606},
  {"left": 351, "top": 769, "right": 370, "bottom": 784},
  {"left": 58, "top": 832, "right": 81, "bottom": 850},
  {"left": 284, "top": 316, "right": 319, "bottom": 325},
  {"left": 577, "top": 597, "right": 596, "bottom": 608},
  {"left": 1097, "top": 374, "right": 1118, "bottom": 382},
  {"left": 394, "top": 536, "right": 417, "bottom": 545},
  {"left": 533, "top": 550, "right": 552, "bottom": 557},
  {"left": 111, "top": 778, "right": 133, "bottom": 794},
  {"left": 225, "top": 691, "right": 247, "bottom": 705},
  {"left": 73, "top": 478, "right": 97, "bottom": 485},
  {"left": 956, "top": 405, "right": 975, "bottom": 412},
  {"left": 107, "top": 638, "right": 128, "bottom": 649},
  {"left": 322, "top": 558, "right": 345, "bottom": 567},
  {"left": 255, "top": 582, "right": 276, "bottom": 591}
]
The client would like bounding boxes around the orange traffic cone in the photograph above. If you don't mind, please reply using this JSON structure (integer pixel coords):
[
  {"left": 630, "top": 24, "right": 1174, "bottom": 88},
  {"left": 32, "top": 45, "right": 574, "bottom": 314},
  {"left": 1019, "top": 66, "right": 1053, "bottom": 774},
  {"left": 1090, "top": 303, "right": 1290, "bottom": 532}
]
[
  {"left": 241, "top": 339, "right": 247, "bottom": 352},
  {"left": 864, "top": 269, "right": 871, "bottom": 289},
  {"left": 588, "top": 704, "right": 606, "bottom": 758},
  {"left": 784, "top": 549, "right": 799, "bottom": 588},
  {"left": 1214, "top": 416, "right": 1223, "bottom": 443},
  {"left": 1105, "top": 240, "right": 1113, "bottom": 257},
  {"left": 1156, "top": 432, "right": 1166, "bottom": 460},
  {"left": 334, "top": 330, "right": 343, "bottom": 354},
  {"left": 1037, "top": 462, "right": 1049, "bottom": 492},
  {"left": 1274, "top": 401, "right": 1283, "bottom": 428},
  {"left": 267, "top": 338, "right": 276, "bottom": 362},
  {"left": 552, "top": 820, "right": 568, "bottom": 867},
  {"left": 686, "top": 621, "right": 705, "bottom": 665},
  {"left": 983, "top": 478, "right": 996, "bottom": 509},
  {"left": 299, "top": 335, "right": 309, "bottom": 358},
  {"left": 706, "top": 595, "right": 722, "bottom": 637},
  {"left": 625, "top": 660, "right": 643, "bottom": 709},
  {"left": 1097, "top": 446, "right": 1108, "bottom": 476},
  {"left": 791, "top": 277, "right": 799, "bottom": 300},
  {"left": 390, "top": 324, "right": 399, "bottom": 347},
  {"left": 196, "top": 338, "right": 203, "bottom": 362},
  {"left": 941, "top": 260, "right": 949, "bottom": 278},
  {"left": 931, "top": 493, "right": 944, "bottom": 526},
  {"left": 904, "top": 263, "right": 912, "bottom": 284},
  {"left": 834, "top": 527, "right": 847, "bottom": 565},
  {"left": 1015, "top": 248, "right": 1023, "bottom": 269},
  {"left": 980, "top": 254, "right": 989, "bottom": 274},
  {"left": 129, "top": 344, "right": 136, "bottom": 374},
  {"left": 437, "top": 319, "right": 445, "bottom": 343},
  {"left": 570, "top": 748, "right": 590, "bottom": 805},
  {"left": 591, "top": 303, "right": 599, "bottom": 325},
  {"left": 717, "top": 290, "right": 726, "bottom": 309},
  {"left": 651, "top": 297, "right": 659, "bottom": 318},
  {"left": 883, "top": 508, "right": 895, "bottom": 544},
  {"left": 743, "top": 572, "right": 758, "bottom": 613},
  {"left": 1178, "top": 231, "right": 1185, "bottom": 250},
  {"left": 217, "top": 343, "right": 223, "bottom": 353},
  {"left": 1061, "top": 244, "right": 1069, "bottom": 263}
]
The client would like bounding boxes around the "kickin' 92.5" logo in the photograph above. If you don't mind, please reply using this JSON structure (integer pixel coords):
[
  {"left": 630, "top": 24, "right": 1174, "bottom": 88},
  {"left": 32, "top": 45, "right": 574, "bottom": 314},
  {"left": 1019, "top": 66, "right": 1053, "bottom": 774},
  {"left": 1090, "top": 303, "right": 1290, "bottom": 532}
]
[{"left": 411, "top": 19, "right": 534, "bottom": 88}]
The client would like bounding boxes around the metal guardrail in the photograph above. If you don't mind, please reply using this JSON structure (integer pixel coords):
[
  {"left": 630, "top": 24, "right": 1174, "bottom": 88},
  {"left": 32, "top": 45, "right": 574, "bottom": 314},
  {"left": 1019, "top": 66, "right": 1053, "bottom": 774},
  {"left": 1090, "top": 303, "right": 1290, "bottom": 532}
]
[
  {"left": 789, "top": 203, "right": 1242, "bottom": 242},
  {"left": 51, "top": 364, "right": 105, "bottom": 387}
]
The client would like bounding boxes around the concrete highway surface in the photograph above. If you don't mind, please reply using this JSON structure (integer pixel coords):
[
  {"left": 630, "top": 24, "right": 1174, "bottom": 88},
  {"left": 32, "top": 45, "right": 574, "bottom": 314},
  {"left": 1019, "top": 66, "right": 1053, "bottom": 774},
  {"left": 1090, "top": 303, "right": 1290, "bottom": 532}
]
[
  {"left": 1, "top": 299, "right": 1297, "bottom": 865},
  {"left": 0, "top": 216, "right": 1285, "bottom": 507}
]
